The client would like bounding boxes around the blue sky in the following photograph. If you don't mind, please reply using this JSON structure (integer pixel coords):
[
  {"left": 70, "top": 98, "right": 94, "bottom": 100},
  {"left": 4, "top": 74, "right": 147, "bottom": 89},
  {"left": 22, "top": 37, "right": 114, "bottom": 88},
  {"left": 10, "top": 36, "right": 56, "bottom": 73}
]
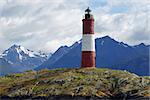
[{"left": 0, "top": 0, "right": 149, "bottom": 53}]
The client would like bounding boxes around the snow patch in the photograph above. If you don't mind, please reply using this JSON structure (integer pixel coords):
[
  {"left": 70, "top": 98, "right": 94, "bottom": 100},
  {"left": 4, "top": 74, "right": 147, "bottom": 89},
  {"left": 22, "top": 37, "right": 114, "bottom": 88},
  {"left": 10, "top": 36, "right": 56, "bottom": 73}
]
[
  {"left": 122, "top": 44, "right": 128, "bottom": 47},
  {"left": 8, "top": 60, "right": 13, "bottom": 64},
  {"left": 0, "top": 55, "right": 3, "bottom": 58},
  {"left": 101, "top": 40, "right": 104, "bottom": 45},
  {"left": 0, "top": 54, "right": 6, "bottom": 58},
  {"left": 28, "top": 52, "right": 36, "bottom": 57},
  {"left": 19, "top": 46, "right": 37, "bottom": 57},
  {"left": 16, "top": 48, "right": 23, "bottom": 60},
  {"left": 19, "top": 46, "right": 27, "bottom": 53},
  {"left": 77, "top": 39, "right": 81, "bottom": 44}
]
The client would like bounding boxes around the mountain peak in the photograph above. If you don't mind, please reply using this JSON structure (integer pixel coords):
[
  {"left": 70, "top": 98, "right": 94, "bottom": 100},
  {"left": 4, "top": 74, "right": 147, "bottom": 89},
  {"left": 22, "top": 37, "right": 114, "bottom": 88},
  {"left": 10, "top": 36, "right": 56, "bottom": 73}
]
[
  {"left": 134, "top": 43, "right": 147, "bottom": 48},
  {"left": 0, "top": 44, "right": 48, "bottom": 75},
  {"left": 9, "top": 44, "right": 27, "bottom": 53},
  {"left": 101, "top": 36, "right": 117, "bottom": 42},
  {"left": 96, "top": 36, "right": 115, "bottom": 42},
  {"left": 2, "top": 44, "right": 48, "bottom": 61},
  {"left": 6, "top": 44, "right": 27, "bottom": 55},
  {"left": 96, "top": 36, "right": 119, "bottom": 46},
  {"left": 102, "top": 35, "right": 111, "bottom": 39},
  {"left": 138, "top": 43, "right": 146, "bottom": 47},
  {"left": 10, "top": 44, "right": 20, "bottom": 49}
]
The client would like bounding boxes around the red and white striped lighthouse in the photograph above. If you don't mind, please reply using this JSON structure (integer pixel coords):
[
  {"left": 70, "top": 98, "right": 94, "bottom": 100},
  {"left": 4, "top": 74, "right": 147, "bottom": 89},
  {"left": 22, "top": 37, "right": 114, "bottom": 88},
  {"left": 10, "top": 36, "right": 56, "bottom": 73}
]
[{"left": 81, "top": 7, "right": 96, "bottom": 68}]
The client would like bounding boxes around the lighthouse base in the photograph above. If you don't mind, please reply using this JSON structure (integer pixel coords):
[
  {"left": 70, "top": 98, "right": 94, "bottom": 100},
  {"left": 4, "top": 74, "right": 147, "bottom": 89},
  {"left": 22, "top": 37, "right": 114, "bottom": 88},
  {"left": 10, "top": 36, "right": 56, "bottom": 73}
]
[
  {"left": 80, "top": 67, "right": 96, "bottom": 69},
  {"left": 81, "top": 51, "right": 96, "bottom": 68}
]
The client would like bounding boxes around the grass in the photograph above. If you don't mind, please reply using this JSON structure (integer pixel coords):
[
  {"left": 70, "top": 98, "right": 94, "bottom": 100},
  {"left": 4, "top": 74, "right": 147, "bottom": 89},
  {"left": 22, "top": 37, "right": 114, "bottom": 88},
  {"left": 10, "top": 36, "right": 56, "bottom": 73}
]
[{"left": 0, "top": 68, "right": 149, "bottom": 98}]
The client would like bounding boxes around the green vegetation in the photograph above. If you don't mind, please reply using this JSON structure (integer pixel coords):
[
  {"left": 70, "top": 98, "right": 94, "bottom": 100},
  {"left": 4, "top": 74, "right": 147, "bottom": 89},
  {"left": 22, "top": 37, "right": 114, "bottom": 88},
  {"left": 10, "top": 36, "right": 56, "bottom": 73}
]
[{"left": 0, "top": 68, "right": 150, "bottom": 99}]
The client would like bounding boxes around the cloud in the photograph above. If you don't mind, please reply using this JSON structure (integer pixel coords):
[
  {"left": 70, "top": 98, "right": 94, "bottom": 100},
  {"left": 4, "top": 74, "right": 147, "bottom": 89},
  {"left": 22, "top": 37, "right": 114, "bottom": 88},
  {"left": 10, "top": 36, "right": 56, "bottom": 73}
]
[
  {"left": 94, "top": 0, "right": 150, "bottom": 45},
  {"left": 0, "top": 0, "right": 149, "bottom": 53}
]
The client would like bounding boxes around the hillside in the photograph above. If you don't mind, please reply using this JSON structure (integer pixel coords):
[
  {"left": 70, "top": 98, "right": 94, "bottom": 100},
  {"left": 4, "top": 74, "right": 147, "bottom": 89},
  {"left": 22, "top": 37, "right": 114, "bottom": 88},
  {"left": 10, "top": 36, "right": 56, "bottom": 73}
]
[{"left": 0, "top": 68, "right": 150, "bottom": 99}]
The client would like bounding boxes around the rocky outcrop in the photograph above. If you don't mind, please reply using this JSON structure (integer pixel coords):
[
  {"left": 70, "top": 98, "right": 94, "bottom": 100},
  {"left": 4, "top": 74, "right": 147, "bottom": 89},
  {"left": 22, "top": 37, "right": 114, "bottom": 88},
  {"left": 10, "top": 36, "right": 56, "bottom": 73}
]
[{"left": 0, "top": 68, "right": 149, "bottom": 99}]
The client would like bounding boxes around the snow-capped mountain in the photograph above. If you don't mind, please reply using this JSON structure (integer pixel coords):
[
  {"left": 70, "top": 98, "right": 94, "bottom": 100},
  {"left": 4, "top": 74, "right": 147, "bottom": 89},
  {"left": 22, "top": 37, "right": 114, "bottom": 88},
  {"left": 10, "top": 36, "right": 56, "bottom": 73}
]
[
  {"left": 0, "top": 44, "right": 48, "bottom": 75},
  {"left": 1, "top": 36, "right": 149, "bottom": 76},
  {"left": 36, "top": 36, "right": 149, "bottom": 76}
]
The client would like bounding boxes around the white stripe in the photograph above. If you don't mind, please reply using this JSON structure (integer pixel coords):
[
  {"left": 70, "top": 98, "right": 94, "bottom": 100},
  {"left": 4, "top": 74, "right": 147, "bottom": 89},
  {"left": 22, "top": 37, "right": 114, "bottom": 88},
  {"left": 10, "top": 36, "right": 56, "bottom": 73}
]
[{"left": 82, "top": 34, "right": 95, "bottom": 51}]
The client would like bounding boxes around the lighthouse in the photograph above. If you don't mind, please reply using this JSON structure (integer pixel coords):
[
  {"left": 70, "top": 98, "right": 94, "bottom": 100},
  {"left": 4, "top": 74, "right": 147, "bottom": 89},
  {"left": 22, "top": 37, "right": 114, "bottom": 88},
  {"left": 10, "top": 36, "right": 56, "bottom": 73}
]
[{"left": 81, "top": 7, "right": 96, "bottom": 68}]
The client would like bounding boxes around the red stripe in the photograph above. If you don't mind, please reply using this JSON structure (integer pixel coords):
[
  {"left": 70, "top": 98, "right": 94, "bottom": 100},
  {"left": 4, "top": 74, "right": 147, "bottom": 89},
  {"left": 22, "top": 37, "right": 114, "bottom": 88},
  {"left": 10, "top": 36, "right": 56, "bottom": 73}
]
[
  {"left": 81, "top": 51, "right": 96, "bottom": 68},
  {"left": 83, "top": 19, "right": 94, "bottom": 34}
]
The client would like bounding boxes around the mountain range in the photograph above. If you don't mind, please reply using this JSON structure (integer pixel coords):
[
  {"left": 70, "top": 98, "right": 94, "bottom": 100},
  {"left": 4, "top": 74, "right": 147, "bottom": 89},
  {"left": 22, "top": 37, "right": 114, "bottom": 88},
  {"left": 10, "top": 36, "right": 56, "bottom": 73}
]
[
  {"left": 0, "top": 36, "right": 149, "bottom": 76},
  {"left": 0, "top": 45, "right": 48, "bottom": 75},
  {"left": 36, "top": 36, "right": 149, "bottom": 76}
]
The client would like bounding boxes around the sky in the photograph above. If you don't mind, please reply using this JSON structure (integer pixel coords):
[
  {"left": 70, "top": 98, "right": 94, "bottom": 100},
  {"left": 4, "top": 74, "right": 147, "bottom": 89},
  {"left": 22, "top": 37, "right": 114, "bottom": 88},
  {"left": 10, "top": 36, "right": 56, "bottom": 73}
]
[{"left": 0, "top": 0, "right": 149, "bottom": 53}]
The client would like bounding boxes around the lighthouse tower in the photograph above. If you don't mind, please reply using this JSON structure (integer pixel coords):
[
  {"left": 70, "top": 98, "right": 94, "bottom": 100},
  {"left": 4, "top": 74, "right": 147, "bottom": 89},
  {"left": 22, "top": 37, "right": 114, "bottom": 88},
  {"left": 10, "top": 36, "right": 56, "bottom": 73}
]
[{"left": 81, "top": 7, "right": 96, "bottom": 68}]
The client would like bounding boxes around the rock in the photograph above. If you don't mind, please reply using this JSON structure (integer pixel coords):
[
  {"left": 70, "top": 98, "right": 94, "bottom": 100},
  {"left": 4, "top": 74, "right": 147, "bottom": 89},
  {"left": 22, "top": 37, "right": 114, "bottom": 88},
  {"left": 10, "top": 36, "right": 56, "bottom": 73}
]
[{"left": 0, "top": 68, "right": 149, "bottom": 99}]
